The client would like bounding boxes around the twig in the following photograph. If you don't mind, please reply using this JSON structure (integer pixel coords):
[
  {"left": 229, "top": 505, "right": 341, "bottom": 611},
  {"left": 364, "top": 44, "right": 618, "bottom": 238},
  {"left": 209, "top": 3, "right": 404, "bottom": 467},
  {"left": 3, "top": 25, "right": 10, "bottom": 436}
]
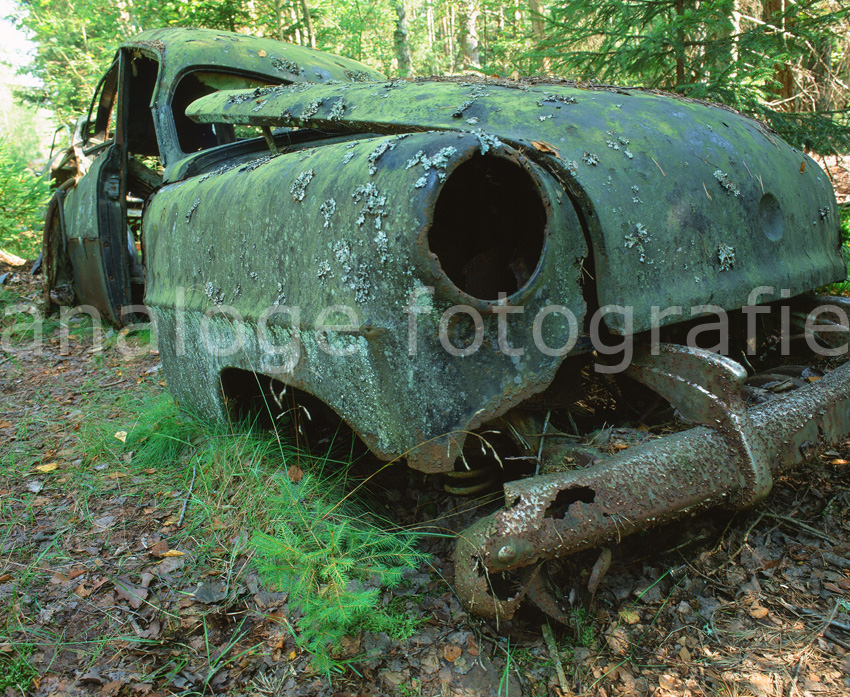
[
  {"left": 763, "top": 512, "right": 837, "bottom": 544},
  {"left": 542, "top": 621, "right": 569, "bottom": 695},
  {"left": 79, "top": 378, "right": 128, "bottom": 393},
  {"left": 535, "top": 409, "right": 551, "bottom": 476},
  {"left": 726, "top": 511, "right": 765, "bottom": 563},
  {"left": 177, "top": 465, "right": 197, "bottom": 527},
  {"left": 786, "top": 656, "right": 804, "bottom": 697},
  {"left": 824, "top": 630, "right": 850, "bottom": 650},
  {"left": 776, "top": 598, "right": 850, "bottom": 633}
]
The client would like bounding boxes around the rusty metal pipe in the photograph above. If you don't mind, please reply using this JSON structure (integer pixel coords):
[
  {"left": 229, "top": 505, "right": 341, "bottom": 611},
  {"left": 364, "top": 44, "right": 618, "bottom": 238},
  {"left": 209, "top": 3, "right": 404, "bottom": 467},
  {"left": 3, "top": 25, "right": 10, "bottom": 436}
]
[{"left": 455, "top": 355, "right": 850, "bottom": 619}]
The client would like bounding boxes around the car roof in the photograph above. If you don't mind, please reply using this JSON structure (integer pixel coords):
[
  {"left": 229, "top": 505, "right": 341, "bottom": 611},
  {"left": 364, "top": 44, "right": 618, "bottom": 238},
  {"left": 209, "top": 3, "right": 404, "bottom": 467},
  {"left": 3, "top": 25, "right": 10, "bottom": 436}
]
[{"left": 123, "top": 27, "right": 384, "bottom": 85}]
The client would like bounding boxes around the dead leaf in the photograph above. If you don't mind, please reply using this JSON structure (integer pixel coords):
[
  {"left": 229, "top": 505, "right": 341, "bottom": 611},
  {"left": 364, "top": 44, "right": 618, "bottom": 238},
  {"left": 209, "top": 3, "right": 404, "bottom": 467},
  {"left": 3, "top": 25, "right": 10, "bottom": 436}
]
[
  {"left": 101, "top": 679, "right": 123, "bottom": 696},
  {"left": 193, "top": 581, "right": 228, "bottom": 604},
  {"left": 115, "top": 580, "right": 148, "bottom": 609},
  {"left": 800, "top": 161, "right": 806, "bottom": 173},
  {"left": 114, "top": 430, "right": 127, "bottom": 443},
  {"left": 161, "top": 549, "right": 185, "bottom": 557},
  {"left": 658, "top": 674, "right": 682, "bottom": 691},
  {"left": 150, "top": 540, "right": 170, "bottom": 558},
  {"left": 143, "top": 468, "right": 157, "bottom": 475},
  {"left": 443, "top": 644, "right": 462, "bottom": 662},
  {"left": 530, "top": 140, "right": 561, "bottom": 158},
  {"left": 618, "top": 608, "right": 640, "bottom": 625},
  {"left": 108, "top": 472, "right": 129, "bottom": 480},
  {"left": 288, "top": 465, "right": 303, "bottom": 483},
  {"left": 36, "top": 462, "right": 58, "bottom": 473},
  {"left": 211, "top": 516, "right": 227, "bottom": 530},
  {"left": 749, "top": 605, "right": 769, "bottom": 619},
  {"left": 678, "top": 646, "right": 691, "bottom": 662},
  {"left": 258, "top": 49, "right": 267, "bottom": 57},
  {"left": 0, "top": 421, "right": 13, "bottom": 429},
  {"left": 0, "top": 574, "right": 11, "bottom": 582},
  {"left": 93, "top": 515, "right": 116, "bottom": 529},
  {"left": 74, "top": 583, "right": 93, "bottom": 598},
  {"left": 830, "top": 459, "right": 848, "bottom": 465},
  {"left": 587, "top": 547, "right": 612, "bottom": 594},
  {"left": 466, "top": 635, "right": 479, "bottom": 656}
]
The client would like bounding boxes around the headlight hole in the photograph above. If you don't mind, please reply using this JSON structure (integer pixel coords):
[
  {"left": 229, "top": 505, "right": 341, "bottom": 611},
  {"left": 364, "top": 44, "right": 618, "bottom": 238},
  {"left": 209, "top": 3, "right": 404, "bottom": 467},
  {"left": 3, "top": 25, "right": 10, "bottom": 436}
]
[{"left": 428, "top": 155, "right": 547, "bottom": 300}]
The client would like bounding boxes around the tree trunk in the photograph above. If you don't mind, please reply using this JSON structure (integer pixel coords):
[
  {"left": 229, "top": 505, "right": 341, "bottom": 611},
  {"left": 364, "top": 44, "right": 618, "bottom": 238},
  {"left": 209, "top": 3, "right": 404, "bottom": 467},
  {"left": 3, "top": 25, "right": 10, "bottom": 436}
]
[
  {"left": 674, "top": 0, "right": 685, "bottom": 88},
  {"left": 272, "top": 0, "right": 283, "bottom": 40},
  {"left": 300, "top": 0, "right": 316, "bottom": 49},
  {"left": 0, "top": 249, "right": 26, "bottom": 266},
  {"left": 459, "top": 0, "right": 481, "bottom": 71},
  {"left": 290, "top": 4, "right": 302, "bottom": 45},
  {"left": 394, "top": 2, "right": 413, "bottom": 76},
  {"left": 448, "top": 2, "right": 456, "bottom": 71},
  {"left": 426, "top": 0, "right": 435, "bottom": 50},
  {"left": 528, "top": 0, "right": 550, "bottom": 74},
  {"left": 763, "top": 0, "right": 794, "bottom": 103}
]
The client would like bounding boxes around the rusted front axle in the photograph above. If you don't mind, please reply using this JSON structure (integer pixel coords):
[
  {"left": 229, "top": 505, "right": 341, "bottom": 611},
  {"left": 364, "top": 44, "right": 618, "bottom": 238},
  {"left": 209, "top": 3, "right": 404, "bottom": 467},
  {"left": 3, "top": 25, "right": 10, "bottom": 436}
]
[{"left": 455, "top": 334, "right": 850, "bottom": 620}]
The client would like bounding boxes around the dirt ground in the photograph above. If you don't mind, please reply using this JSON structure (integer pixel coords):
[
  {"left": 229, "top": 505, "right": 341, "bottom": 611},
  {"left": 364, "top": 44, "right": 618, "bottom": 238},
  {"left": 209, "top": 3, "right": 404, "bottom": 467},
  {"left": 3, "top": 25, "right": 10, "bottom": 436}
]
[{"left": 2, "top": 180, "right": 850, "bottom": 695}]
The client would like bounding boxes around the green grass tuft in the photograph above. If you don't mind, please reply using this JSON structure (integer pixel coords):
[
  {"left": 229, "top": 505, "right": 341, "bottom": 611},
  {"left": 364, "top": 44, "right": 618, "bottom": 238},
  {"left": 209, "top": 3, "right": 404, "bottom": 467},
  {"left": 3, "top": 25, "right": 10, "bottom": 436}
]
[
  {"left": 252, "top": 470, "right": 428, "bottom": 673},
  {"left": 79, "top": 391, "right": 429, "bottom": 673},
  {"left": 0, "top": 644, "right": 38, "bottom": 693}
]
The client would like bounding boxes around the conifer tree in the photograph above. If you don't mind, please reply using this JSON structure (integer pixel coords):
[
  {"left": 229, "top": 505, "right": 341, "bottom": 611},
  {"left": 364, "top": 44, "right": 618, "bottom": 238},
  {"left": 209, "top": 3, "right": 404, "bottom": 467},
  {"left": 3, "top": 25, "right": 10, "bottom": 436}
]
[{"left": 543, "top": 0, "right": 850, "bottom": 154}]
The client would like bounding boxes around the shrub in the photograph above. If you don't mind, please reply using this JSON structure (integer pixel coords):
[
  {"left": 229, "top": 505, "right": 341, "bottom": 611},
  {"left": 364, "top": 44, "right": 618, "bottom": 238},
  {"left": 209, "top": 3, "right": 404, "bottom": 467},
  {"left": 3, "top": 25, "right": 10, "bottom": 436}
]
[{"left": 0, "top": 137, "right": 50, "bottom": 260}]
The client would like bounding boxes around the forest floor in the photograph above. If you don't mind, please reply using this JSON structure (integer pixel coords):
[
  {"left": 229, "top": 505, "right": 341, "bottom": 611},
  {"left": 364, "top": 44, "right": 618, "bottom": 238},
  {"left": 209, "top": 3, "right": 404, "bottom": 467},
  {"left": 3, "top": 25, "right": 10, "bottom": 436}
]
[{"left": 1, "top": 161, "right": 850, "bottom": 697}]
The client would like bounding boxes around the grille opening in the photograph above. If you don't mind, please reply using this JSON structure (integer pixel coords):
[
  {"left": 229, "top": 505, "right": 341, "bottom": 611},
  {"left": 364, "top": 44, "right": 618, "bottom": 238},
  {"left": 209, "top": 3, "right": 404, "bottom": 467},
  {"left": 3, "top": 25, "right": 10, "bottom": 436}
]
[{"left": 428, "top": 155, "right": 546, "bottom": 300}]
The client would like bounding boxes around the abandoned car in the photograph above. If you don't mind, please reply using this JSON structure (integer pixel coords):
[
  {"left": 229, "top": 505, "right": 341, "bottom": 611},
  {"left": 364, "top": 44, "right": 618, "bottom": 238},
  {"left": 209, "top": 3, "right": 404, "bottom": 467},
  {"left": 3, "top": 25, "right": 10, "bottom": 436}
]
[{"left": 44, "top": 27, "right": 850, "bottom": 620}]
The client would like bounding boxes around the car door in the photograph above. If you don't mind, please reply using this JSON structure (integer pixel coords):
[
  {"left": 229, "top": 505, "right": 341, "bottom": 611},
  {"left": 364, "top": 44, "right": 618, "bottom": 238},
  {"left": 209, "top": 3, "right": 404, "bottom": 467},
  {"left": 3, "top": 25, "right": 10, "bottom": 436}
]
[{"left": 59, "top": 56, "right": 131, "bottom": 326}]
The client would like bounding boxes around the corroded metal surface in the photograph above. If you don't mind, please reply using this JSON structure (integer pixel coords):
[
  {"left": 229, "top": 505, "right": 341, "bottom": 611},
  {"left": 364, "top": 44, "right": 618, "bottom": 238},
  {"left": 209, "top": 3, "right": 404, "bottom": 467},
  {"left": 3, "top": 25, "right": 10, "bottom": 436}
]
[
  {"left": 455, "top": 350, "right": 850, "bottom": 619},
  {"left": 144, "top": 131, "right": 587, "bottom": 472},
  {"left": 625, "top": 344, "right": 773, "bottom": 505},
  {"left": 124, "top": 28, "right": 384, "bottom": 171},
  {"left": 187, "top": 80, "right": 844, "bottom": 333}
]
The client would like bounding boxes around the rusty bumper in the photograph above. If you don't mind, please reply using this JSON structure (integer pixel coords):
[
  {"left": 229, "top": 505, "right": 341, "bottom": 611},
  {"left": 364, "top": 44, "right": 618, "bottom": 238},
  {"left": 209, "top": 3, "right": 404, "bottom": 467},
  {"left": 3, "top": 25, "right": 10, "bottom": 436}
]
[{"left": 455, "top": 339, "right": 850, "bottom": 620}]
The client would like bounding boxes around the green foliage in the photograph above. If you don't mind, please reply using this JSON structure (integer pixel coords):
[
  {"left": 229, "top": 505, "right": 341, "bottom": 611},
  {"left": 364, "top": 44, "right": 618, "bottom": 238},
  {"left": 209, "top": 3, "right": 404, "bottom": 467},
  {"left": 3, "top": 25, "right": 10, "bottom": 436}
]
[
  {"left": 0, "top": 137, "right": 50, "bottom": 259},
  {"left": 566, "top": 607, "right": 596, "bottom": 648},
  {"left": 0, "top": 644, "right": 37, "bottom": 693},
  {"left": 252, "top": 472, "right": 427, "bottom": 673},
  {"left": 362, "top": 596, "right": 425, "bottom": 639},
  {"left": 542, "top": 0, "right": 850, "bottom": 154},
  {"left": 823, "top": 204, "right": 850, "bottom": 295}
]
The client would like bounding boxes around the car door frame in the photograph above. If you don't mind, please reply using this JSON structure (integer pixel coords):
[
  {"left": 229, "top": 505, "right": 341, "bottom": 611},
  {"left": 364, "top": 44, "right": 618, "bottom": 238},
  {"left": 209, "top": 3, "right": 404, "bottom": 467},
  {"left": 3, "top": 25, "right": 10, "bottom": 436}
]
[{"left": 60, "top": 53, "right": 133, "bottom": 326}]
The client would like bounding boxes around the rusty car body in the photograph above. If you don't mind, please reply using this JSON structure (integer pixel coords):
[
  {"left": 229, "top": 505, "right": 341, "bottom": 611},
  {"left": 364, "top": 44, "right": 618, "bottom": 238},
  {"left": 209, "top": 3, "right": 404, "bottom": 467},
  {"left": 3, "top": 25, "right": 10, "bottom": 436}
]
[{"left": 45, "top": 27, "right": 850, "bottom": 620}]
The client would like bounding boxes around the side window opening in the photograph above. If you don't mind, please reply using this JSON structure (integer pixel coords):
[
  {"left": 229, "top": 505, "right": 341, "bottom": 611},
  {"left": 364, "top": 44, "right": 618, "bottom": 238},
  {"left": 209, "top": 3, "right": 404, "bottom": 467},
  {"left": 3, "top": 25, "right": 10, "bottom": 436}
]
[
  {"left": 84, "top": 61, "right": 119, "bottom": 148},
  {"left": 171, "top": 71, "right": 285, "bottom": 153}
]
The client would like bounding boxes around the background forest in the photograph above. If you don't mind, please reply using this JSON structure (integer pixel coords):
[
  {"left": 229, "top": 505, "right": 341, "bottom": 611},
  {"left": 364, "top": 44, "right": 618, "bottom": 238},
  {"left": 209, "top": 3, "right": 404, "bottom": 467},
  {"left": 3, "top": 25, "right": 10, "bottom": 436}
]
[{"left": 7, "top": 0, "right": 850, "bottom": 154}]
